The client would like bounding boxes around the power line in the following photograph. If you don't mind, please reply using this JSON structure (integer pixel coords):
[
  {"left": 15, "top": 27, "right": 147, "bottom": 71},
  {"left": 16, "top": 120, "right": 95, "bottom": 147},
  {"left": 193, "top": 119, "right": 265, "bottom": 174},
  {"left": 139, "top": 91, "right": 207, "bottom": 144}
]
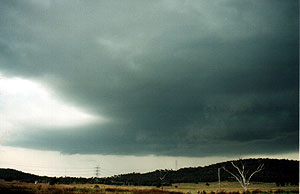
[{"left": 0, "top": 162, "right": 122, "bottom": 177}]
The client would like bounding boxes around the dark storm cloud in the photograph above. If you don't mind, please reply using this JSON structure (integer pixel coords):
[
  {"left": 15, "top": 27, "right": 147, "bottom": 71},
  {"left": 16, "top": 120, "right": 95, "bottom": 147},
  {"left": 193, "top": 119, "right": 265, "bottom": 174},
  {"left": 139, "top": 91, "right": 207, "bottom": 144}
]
[{"left": 1, "top": 0, "right": 298, "bottom": 156}]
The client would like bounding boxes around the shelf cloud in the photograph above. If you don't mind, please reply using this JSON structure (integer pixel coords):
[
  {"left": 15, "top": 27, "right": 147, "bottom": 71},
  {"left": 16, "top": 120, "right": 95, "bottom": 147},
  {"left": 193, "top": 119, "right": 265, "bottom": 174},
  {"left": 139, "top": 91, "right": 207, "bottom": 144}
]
[{"left": 0, "top": 0, "right": 298, "bottom": 157}]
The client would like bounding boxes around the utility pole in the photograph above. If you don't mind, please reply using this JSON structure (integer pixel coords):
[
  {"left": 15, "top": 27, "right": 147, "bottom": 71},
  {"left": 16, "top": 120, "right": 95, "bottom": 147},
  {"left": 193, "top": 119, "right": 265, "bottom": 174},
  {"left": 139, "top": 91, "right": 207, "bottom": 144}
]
[
  {"left": 218, "top": 167, "right": 221, "bottom": 191},
  {"left": 95, "top": 165, "right": 100, "bottom": 178},
  {"left": 95, "top": 165, "right": 100, "bottom": 184}
]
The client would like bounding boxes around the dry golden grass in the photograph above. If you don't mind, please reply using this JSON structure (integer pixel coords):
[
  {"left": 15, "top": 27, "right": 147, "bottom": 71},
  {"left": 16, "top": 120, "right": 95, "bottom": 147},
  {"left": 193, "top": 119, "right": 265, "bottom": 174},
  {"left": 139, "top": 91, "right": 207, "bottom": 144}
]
[
  {"left": 0, "top": 180, "right": 180, "bottom": 194},
  {"left": 0, "top": 179, "right": 298, "bottom": 194},
  {"left": 163, "top": 182, "right": 298, "bottom": 193}
]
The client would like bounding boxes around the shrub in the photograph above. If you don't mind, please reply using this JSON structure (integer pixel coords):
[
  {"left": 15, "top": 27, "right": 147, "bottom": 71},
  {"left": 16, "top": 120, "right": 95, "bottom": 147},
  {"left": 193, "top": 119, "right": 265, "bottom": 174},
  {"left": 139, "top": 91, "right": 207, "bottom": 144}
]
[
  {"left": 49, "top": 178, "right": 57, "bottom": 185},
  {"left": 37, "top": 185, "right": 42, "bottom": 190}
]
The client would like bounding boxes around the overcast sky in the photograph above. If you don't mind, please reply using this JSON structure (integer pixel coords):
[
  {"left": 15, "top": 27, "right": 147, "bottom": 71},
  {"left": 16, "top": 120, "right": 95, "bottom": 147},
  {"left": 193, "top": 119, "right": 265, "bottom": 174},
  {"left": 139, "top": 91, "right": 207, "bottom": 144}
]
[{"left": 0, "top": 0, "right": 298, "bottom": 177}]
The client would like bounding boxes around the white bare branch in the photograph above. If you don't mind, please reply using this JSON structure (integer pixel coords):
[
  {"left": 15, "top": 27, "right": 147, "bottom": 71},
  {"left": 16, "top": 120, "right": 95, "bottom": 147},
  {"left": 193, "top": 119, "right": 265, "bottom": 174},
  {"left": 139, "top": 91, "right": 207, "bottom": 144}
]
[
  {"left": 222, "top": 167, "right": 242, "bottom": 184},
  {"left": 159, "top": 170, "right": 168, "bottom": 181},
  {"left": 222, "top": 160, "right": 264, "bottom": 192},
  {"left": 231, "top": 162, "right": 246, "bottom": 185},
  {"left": 241, "top": 161, "right": 245, "bottom": 175},
  {"left": 248, "top": 163, "right": 264, "bottom": 182}
]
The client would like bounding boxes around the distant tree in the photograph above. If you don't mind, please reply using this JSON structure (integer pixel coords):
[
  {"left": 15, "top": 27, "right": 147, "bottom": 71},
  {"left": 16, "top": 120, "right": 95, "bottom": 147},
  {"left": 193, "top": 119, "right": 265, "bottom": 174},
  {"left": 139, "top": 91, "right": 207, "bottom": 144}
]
[
  {"left": 222, "top": 160, "right": 264, "bottom": 192},
  {"left": 49, "top": 177, "right": 58, "bottom": 185},
  {"left": 156, "top": 182, "right": 162, "bottom": 188}
]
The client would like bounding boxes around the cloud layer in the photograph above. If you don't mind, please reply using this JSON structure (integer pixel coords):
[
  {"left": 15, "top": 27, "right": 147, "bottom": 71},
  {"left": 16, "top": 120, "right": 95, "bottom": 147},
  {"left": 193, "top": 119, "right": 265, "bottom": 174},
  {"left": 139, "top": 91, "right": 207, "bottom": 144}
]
[{"left": 0, "top": 0, "right": 298, "bottom": 157}]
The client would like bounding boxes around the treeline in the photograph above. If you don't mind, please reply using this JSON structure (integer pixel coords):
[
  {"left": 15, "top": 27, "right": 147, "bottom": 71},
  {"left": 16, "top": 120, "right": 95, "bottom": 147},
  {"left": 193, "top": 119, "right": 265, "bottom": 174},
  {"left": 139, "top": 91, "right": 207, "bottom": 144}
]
[
  {"left": 0, "top": 158, "right": 298, "bottom": 186},
  {"left": 0, "top": 169, "right": 48, "bottom": 183},
  {"left": 104, "top": 158, "right": 299, "bottom": 186}
]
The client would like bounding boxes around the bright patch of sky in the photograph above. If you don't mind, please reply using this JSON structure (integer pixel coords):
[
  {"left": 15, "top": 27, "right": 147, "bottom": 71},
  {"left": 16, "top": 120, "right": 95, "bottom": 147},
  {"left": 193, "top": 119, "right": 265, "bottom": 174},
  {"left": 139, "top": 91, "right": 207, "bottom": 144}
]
[{"left": 0, "top": 73, "right": 105, "bottom": 142}]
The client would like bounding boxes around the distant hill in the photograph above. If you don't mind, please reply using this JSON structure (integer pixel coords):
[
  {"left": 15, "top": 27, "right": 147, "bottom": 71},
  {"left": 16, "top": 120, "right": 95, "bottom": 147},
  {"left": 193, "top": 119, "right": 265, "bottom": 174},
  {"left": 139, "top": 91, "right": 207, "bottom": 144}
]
[
  {"left": 0, "top": 168, "right": 48, "bottom": 183},
  {"left": 0, "top": 158, "right": 298, "bottom": 186}
]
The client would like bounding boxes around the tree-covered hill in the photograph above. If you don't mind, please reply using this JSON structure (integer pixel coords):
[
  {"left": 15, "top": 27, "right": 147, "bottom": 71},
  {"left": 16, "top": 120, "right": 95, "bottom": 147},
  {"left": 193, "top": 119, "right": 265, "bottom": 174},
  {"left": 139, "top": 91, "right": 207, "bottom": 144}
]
[
  {"left": 0, "top": 168, "right": 48, "bottom": 182},
  {"left": 105, "top": 158, "right": 299, "bottom": 186},
  {"left": 0, "top": 158, "right": 298, "bottom": 186}
]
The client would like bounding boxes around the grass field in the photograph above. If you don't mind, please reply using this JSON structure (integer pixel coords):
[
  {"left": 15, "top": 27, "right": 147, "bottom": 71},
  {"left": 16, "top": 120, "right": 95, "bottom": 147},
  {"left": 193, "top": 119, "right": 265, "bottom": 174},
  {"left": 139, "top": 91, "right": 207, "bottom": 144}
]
[
  {"left": 165, "top": 182, "right": 298, "bottom": 193},
  {"left": 0, "top": 179, "right": 298, "bottom": 194}
]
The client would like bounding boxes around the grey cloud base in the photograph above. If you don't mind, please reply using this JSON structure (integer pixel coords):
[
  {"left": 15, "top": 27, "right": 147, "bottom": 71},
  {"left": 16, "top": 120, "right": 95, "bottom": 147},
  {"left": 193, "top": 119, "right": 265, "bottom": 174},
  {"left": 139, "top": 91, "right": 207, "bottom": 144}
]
[
  {"left": 1, "top": 0, "right": 298, "bottom": 157},
  {"left": 7, "top": 122, "right": 298, "bottom": 157}
]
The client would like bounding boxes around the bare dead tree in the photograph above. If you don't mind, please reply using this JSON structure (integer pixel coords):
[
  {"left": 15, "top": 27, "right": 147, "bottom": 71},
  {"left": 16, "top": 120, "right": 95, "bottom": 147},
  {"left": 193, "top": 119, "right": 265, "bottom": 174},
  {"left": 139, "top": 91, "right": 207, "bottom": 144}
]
[
  {"left": 222, "top": 160, "right": 264, "bottom": 192},
  {"left": 159, "top": 170, "right": 168, "bottom": 190}
]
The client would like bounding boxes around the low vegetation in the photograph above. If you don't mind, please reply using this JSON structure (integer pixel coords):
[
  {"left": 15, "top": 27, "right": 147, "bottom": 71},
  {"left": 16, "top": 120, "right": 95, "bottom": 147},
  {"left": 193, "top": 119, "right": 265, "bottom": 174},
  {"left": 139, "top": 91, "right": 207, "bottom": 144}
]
[
  {"left": 0, "top": 180, "right": 298, "bottom": 194},
  {"left": 0, "top": 181, "right": 182, "bottom": 194}
]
